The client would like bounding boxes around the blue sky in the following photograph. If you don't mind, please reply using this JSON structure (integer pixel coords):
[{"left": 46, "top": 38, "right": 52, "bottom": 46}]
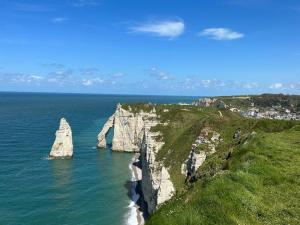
[{"left": 0, "top": 0, "right": 299, "bottom": 95}]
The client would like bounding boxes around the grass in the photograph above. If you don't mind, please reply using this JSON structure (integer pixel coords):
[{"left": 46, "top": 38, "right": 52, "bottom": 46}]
[
  {"left": 120, "top": 103, "right": 300, "bottom": 225},
  {"left": 146, "top": 127, "right": 300, "bottom": 225},
  {"left": 217, "top": 94, "right": 300, "bottom": 112},
  {"left": 151, "top": 105, "right": 257, "bottom": 190}
]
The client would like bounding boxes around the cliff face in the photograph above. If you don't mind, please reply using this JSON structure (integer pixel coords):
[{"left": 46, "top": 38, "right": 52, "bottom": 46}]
[
  {"left": 97, "top": 104, "right": 175, "bottom": 213},
  {"left": 143, "top": 104, "right": 300, "bottom": 225},
  {"left": 140, "top": 118, "right": 175, "bottom": 214},
  {"left": 49, "top": 118, "right": 73, "bottom": 158},
  {"left": 97, "top": 104, "right": 145, "bottom": 152},
  {"left": 181, "top": 129, "right": 221, "bottom": 177},
  {"left": 192, "top": 97, "right": 227, "bottom": 109}
]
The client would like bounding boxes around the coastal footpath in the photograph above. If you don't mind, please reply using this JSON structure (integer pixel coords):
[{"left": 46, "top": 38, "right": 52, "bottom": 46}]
[{"left": 98, "top": 94, "right": 300, "bottom": 225}]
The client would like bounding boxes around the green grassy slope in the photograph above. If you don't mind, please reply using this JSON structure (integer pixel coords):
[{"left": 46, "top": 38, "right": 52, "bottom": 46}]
[
  {"left": 120, "top": 104, "right": 300, "bottom": 225},
  {"left": 217, "top": 94, "right": 300, "bottom": 112},
  {"left": 122, "top": 103, "right": 300, "bottom": 225},
  {"left": 146, "top": 114, "right": 300, "bottom": 225}
]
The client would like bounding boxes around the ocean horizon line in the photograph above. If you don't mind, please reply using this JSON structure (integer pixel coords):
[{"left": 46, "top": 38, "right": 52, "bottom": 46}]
[
  {"left": 0, "top": 90, "right": 205, "bottom": 98},
  {"left": 0, "top": 90, "right": 282, "bottom": 98}
]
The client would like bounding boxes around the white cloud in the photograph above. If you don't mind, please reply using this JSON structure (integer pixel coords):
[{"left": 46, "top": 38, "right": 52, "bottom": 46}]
[
  {"left": 47, "top": 69, "right": 74, "bottom": 85},
  {"left": 131, "top": 20, "right": 185, "bottom": 38},
  {"left": 28, "top": 75, "right": 43, "bottom": 81},
  {"left": 52, "top": 17, "right": 68, "bottom": 23},
  {"left": 41, "top": 63, "right": 66, "bottom": 69},
  {"left": 149, "top": 67, "right": 173, "bottom": 80},
  {"left": 269, "top": 82, "right": 283, "bottom": 89},
  {"left": 82, "top": 79, "right": 93, "bottom": 86},
  {"left": 178, "top": 77, "right": 263, "bottom": 91},
  {"left": 94, "top": 78, "right": 104, "bottom": 83},
  {"left": 201, "top": 79, "right": 211, "bottom": 87},
  {"left": 11, "top": 74, "right": 44, "bottom": 83},
  {"left": 80, "top": 68, "right": 100, "bottom": 76},
  {"left": 199, "top": 28, "right": 244, "bottom": 40},
  {"left": 243, "top": 82, "right": 259, "bottom": 89},
  {"left": 181, "top": 78, "right": 194, "bottom": 90},
  {"left": 82, "top": 77, "right": 104, "bottom": 86}
]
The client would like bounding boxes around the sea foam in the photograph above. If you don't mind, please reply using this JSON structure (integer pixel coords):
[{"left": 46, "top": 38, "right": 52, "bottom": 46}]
[{"left": 126, "top": 157, "right": 143, "bottom": 225}]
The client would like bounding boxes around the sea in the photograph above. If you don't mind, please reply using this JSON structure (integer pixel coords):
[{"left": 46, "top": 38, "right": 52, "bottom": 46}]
[{"left": 0, "top": 92, "right": 196, "bottom": 225}]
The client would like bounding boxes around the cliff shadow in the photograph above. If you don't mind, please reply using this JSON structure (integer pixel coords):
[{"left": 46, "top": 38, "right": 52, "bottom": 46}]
[
  {"left": 105, "top": 127, "right": 114, "bottom": 149},
  {"left": 133, "top": 159, "right": 142, "bottom": 170},
  {"left": 124, "top": 155, "right": 149, "bottom": 220},
  {"left": 124, "top": 180, "right": 132, "bottom": 199}
]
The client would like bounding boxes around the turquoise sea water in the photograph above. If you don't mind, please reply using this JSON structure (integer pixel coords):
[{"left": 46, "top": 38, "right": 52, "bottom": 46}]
[{"left": 0, "top": 93, "right": 196, "bottom": 225}]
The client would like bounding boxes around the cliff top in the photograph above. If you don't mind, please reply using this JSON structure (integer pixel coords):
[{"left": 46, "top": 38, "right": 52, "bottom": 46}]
[
  {"left": 117, "top": 96, "right": 300, "bottom": 225},
  {"left": 215, "top": 93, "right": 300, "bottom": 112}
]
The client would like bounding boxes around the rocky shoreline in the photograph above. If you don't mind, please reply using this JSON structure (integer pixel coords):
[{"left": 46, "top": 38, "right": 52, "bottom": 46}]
[{"left": 129, "top": 154, "right": 146, "bottom": 225}]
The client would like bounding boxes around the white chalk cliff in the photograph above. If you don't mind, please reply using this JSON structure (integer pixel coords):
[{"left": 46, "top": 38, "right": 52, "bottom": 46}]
[
  {"left": 98, "top": 104, "right": 145, "bottom": 152},
  {"left": 140, "top": 116, "right": 175, "bottom": 214},
  {"left": 181, "top": 130, "right": 221, "bottom": 177},
  {"left": 97, "top": 104, "right": 175, "bottom": 213},
  {"left": 49, "top": 118, "right": 73, "bottom": 158}
]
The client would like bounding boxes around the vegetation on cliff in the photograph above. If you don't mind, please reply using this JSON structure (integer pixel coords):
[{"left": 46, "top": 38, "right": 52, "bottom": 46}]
[
  {"left": 218, "top": 94, "right": 300, "bottom": 112},
  {"left": 122, "top": 95, "right": 300, "bottom": 225},
  {"left": 146, "top": 126, "right": 300, "bottom": 225}
]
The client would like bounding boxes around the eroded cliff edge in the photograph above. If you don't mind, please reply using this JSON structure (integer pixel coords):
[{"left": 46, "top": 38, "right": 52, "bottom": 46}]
[
  {"left": 142, "top": 96, "right": 300, "bottom": 225},
  {"left": 97, "top": 104, "right": 175, "bottom": 214},
  {"left": 97, "top": 96, "right": 300, "bottom": 225}
]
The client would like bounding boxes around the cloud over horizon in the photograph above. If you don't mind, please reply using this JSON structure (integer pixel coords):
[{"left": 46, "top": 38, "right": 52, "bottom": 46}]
[
  {"left": 270, "top": 82, "right": 283, "bottom": 89},
  {"left": 82, "top": 77, "right": 104, "bottom": 86},
  {"left": 1, "top": 61, "right": 299, "bottom": 95},
  {"left": 1, "top": 68, "right": 299, "bottom": 95},
  {"left": 149, "top": 67, "right": 173, "bottom": 80}
]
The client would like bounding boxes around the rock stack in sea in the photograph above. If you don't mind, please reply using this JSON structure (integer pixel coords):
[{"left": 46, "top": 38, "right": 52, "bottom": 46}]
[{"left": 49, "top": 118, "right": 73, "bottom": 158}]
